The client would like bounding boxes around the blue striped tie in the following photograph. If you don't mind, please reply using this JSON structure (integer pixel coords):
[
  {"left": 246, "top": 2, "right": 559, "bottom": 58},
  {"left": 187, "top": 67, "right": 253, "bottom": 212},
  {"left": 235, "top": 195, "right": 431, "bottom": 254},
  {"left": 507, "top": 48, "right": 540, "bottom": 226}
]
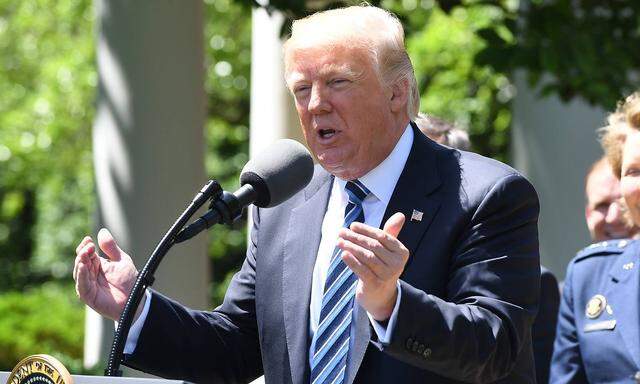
[{"left": 310, "top": 179, "right": 370, "bottom": 384}]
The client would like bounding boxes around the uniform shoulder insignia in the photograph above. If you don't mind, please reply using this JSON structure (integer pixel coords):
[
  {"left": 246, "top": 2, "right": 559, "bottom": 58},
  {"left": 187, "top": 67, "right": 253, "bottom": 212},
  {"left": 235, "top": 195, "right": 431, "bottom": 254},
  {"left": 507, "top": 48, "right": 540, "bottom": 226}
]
[{"left": 574, "top": 239, "right": 633, "bottom": 262}]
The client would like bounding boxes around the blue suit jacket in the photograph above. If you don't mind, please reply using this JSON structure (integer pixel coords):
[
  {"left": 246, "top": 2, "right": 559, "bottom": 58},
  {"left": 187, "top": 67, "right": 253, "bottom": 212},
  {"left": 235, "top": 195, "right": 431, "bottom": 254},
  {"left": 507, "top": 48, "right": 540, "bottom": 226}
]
[
  {"left": 533, "top": 266, "right": 560, "bottom": 384},
  {"left": 125, "top": 125, "right": 541, "bottom": 384},
  {"left": 550, "top": 239, "right": 640, "bottom": 383}
]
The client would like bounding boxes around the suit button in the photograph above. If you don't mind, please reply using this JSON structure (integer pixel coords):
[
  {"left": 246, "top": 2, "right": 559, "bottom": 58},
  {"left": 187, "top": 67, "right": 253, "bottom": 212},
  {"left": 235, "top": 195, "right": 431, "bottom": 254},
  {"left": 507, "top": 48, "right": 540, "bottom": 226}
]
[
  {"left": 412, "top": 340, "right": 420, "bottom": 352},
  {"left": 423, "top": 348, "right": 432, "bottom": 359},
  {"left": 405, "top": 338, "right": 414, "bottom": 350}
]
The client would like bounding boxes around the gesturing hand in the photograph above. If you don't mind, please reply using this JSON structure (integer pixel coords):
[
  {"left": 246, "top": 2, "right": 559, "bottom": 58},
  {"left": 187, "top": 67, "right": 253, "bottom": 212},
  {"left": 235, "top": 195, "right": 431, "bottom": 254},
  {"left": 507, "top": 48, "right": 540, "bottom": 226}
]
[
  {"left": 73, "top": 228, "right": 140, "bottom": 321},
  {"left": 337, "top": 212, "right": 408, "bottom": 321}
]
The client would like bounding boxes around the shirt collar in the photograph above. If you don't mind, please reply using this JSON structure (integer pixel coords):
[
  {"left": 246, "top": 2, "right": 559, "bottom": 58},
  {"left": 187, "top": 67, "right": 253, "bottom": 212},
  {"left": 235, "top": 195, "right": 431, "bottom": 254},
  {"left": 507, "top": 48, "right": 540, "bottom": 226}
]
[{"left": 336, "top": 124, "right": 414, "bottom": 205}]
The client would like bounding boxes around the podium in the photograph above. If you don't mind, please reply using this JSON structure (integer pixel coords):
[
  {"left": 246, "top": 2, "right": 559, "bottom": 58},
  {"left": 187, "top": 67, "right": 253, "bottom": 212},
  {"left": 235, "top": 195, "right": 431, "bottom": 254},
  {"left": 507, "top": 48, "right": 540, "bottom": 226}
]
[{"left": 0, "top": 372, "right": 192, "bottom": 383}]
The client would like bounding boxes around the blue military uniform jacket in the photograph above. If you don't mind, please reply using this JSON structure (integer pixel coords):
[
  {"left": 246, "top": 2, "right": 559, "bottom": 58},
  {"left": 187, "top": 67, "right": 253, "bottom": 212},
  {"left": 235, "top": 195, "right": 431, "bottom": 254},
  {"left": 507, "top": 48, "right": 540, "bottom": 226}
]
[{"left": 550, "top": 239, "right": 640, "bottom": 383}]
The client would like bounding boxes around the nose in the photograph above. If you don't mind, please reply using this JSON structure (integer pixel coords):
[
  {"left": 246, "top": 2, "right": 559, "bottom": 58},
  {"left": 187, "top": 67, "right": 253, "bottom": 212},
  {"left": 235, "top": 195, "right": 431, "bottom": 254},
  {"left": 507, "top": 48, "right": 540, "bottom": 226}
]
[
  {"left": 606, "top": 201, "right": 624, "bottom": 223},
  {"left": 308, "top": 85, "right": 331, "bottom": 114}
]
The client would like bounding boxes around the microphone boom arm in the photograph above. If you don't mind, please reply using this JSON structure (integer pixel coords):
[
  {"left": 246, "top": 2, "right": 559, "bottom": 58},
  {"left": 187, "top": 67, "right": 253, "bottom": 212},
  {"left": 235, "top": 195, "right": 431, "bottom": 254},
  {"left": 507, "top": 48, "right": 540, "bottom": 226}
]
[
  {"left": 174, "top": 184, "right": 257, "bottom": 243},
  {"left": 105, "top": 179, "right": 223, "bottom": 376}
]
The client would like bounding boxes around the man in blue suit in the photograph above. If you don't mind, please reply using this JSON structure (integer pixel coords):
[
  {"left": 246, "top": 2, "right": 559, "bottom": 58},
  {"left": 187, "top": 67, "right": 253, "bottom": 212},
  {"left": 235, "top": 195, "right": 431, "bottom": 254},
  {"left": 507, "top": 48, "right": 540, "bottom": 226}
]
[{"left": 74, "top": 5, "right": 540, "bottom": 383}]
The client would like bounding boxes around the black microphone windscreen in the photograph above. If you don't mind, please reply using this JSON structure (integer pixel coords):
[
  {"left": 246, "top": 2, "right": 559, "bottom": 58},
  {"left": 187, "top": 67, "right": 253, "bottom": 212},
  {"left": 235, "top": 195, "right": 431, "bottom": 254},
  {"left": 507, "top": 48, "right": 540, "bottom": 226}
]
[{"left": 240, "top": 139, "right": 314, "bottom": 208}]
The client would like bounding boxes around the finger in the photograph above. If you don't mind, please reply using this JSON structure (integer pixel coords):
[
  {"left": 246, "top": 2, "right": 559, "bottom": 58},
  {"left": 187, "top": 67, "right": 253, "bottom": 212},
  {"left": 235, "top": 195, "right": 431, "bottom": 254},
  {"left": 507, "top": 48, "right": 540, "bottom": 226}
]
[
  {"left": 73, "top": 255, "right": 80, "bottom": 281},
  {"left": 383, "top": 212, "right": 406, "bottom": 238},
  {"left": 341, "top": 251, "right": 379, "bottom": 285},
  {"left": 75, "top": 261, "right": 94, "bottom": 300},
  {"left": 74, "top": 243, "right": 96, "bottom": 281},
  {"left": 350, "top": 221, "right": 403, "bottom": 252},
  {"left": 98, "top": 228, "right": 123, "bottom": 262},
  {"left": 78, "top": 243, "right": 96, "bottom": 262},
  {"left": 76, "top": 236, "right": 93, "bottom": 255},
  {"left": 337, "top": 238, "right": 388, "bottom": 279},
  {"left": 338, "top": 228, "right": 391, "bottom": 266}
]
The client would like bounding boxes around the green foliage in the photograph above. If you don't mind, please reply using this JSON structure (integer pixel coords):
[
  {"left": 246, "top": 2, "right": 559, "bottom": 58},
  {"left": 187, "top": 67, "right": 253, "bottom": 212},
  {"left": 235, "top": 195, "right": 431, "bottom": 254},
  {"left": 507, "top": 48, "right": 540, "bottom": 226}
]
[
  {"left": 473, "top": 1, "right": 640, "bottom": 109},
  {"left": 0, "top": 0, "right": 95, "bottom": 372},
  {"left": 401, "top": 3, "right": 513, "bottom": 161},
  {"left": 0, "top": 284, "right": 84, "bottom": 372},
  {"left": 0, "top": 0, "right": 96, "bottom": 289},
  {"left": 204, "top": 0, "right": 252, "bottom": 305}
]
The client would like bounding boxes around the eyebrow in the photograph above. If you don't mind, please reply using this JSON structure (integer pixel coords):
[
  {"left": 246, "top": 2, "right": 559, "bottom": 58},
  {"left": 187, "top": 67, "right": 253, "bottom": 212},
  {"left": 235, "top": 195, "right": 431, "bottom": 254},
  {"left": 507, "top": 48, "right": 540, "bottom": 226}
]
[{"left": 286, "top": 63, "right": 365, "bottom": 88}]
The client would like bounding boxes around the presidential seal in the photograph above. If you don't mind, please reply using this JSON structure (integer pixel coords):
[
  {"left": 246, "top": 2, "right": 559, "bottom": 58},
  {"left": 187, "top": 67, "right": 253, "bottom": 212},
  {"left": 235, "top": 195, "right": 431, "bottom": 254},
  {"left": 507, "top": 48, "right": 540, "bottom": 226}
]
[{"left": 6, "top": 355, "right": 73, "bottom": 384}]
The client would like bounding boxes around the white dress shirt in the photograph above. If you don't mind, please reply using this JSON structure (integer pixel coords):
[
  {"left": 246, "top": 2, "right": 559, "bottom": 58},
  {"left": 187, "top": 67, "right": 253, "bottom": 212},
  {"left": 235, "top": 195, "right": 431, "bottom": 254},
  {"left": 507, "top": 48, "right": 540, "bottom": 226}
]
[
  {"left": 309, "top": 125, "right": 413, "bottom": 354},
  {"left": 125, "top": 124, "right": 414, "bottom": 357}
]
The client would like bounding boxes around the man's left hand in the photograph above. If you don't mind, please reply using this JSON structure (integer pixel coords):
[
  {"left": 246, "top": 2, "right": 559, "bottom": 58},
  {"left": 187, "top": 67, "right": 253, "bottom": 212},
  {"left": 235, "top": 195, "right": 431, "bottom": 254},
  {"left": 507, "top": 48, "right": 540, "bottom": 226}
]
[{"left": 337, "top": 212, "right": 408, "bottom": 322}]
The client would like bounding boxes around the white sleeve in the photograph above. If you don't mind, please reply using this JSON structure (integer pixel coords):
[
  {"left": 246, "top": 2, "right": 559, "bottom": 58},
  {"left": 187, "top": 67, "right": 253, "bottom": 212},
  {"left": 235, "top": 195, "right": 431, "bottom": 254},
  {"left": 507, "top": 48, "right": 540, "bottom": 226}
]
[
  {"left": 366, "top": 282, "right": 401, "bottom": 345},
  {"left": 113, "top": 289, "right": 152, "bottom": 355}
]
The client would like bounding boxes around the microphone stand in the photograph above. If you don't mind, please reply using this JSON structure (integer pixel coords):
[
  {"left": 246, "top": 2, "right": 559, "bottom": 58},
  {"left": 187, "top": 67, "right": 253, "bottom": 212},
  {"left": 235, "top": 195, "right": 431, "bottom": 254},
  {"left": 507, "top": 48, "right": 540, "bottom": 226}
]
[{"left": 105, "top": 179, "right": 223, "bottom": 376}]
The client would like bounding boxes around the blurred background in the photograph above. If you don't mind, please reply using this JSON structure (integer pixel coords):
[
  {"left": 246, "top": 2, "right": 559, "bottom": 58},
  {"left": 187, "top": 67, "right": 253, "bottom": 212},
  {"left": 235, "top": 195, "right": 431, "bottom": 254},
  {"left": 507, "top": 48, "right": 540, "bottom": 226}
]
[{"left": 1, "top": 0, "right": 638, "bottom": 376}]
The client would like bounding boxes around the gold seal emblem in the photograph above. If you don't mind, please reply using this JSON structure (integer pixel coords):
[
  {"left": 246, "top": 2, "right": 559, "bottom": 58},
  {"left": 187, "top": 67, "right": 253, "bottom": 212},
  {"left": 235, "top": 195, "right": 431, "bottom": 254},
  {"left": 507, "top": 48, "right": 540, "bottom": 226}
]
[
  {"left": 6, "top": 354, "right": 73, "bottom": 384},
  {"left": 586, "top": 294, "right": 607, "bottom": 319}
]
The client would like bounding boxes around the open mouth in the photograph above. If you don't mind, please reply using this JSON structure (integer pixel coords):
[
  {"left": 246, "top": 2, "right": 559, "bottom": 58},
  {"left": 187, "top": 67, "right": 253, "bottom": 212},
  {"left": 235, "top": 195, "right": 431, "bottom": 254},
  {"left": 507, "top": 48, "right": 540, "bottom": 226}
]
[{"left": 318, "top": 129, "right": 337, "bottom": 139}]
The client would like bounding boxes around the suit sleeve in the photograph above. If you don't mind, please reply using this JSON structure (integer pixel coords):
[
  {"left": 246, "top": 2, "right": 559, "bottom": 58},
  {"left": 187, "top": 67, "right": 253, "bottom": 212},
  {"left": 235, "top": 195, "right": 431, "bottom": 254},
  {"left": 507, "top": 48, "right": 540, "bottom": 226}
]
[
  {"left": 380, "top": 173, "right": 541, "bottom": 383},
  {"left": 123, "top": 207, "right": 263, "bottom": 384},
  {"left": 533, "top": 267, "right": 560, "bottom": 384},
  {"left": 549, "top": 260, "right": 588, "bottom": 383}
]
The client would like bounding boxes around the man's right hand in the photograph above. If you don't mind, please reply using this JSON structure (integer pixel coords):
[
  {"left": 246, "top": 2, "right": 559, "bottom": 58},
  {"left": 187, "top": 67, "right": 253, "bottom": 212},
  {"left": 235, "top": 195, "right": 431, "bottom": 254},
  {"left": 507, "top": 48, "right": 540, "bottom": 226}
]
[{"left": 73, "top": 228, "right": 140, "bottom": 321}]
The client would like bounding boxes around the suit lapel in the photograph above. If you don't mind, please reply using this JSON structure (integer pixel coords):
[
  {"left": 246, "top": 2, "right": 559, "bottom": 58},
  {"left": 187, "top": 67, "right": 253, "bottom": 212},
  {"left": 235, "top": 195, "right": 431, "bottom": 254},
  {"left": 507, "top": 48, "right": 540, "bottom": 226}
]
[
  {"left": 383, "top": 123, "right": 442, "bottom": 260},
  {"left": 282, "top": 167, "right": 332, "bottom": 384},
  {"left": 345, "top": 303, "right": 371, "bottom": 384},
  {"left": 607, "top": 242, "right": 640, "bottom": 369},
  {"left": 345, "top": 124, "right": 444, "bottom": 384}
]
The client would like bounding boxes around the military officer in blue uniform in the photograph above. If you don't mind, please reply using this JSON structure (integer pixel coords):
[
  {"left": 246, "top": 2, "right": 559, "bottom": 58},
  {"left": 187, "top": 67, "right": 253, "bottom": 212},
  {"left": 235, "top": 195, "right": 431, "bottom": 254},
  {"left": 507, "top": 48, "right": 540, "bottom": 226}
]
[
  {"left": 550, "top": 239, "right": 640, "bottom": 383},
  {"left": 551, "top": 90, "right": 640, "bottom": 383}
]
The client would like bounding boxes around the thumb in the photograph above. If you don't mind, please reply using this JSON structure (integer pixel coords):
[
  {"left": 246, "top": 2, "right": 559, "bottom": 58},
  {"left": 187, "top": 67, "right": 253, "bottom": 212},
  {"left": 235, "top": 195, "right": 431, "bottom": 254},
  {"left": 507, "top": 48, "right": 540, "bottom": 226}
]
[
  {"left": 97, "top": 228, "right": 124, "bottom": 262},
  {"left": 383, "top": 212, "right": 405, "bottom": 238}
]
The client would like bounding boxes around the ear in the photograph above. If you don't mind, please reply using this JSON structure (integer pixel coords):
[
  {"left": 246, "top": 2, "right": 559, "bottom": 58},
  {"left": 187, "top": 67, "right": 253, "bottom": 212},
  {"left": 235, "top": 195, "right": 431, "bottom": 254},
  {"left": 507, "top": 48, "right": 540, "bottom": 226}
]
[
  {"left": 389, "top": 77, "right": 409, "bottom": 114},
  {"left": 585, "top": 204, "right": 591, "bottom": 223}
]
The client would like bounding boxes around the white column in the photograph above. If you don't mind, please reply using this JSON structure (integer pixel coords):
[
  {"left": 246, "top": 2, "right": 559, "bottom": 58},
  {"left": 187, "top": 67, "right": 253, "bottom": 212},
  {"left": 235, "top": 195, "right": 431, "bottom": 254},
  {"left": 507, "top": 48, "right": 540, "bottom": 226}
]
[
  {"left": 247, "top": 7, "right": 303, "bottom": 384},
  {"left": 87, "top": 0, "right": 208, "bottom": 371},
  {"left": 511, "top": 72, "right": 606, "bottom": 279},
  {"left": 250, "top": 7, "right": 305, "bottom": 158}
]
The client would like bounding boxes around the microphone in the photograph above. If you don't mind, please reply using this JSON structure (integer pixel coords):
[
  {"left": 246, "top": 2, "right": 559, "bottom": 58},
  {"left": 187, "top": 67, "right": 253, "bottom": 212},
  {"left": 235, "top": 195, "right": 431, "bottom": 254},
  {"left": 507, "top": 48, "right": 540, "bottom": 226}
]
[{"left": 175, "top": 139, "right": 314, "bottom": 243}]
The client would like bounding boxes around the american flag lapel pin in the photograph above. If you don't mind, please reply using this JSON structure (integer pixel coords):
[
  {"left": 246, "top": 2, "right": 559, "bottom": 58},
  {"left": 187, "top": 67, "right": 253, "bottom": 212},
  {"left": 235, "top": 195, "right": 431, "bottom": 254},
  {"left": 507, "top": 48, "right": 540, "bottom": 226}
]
[{"left": 411, "top": 209, "right": 423, "bottom": 222}]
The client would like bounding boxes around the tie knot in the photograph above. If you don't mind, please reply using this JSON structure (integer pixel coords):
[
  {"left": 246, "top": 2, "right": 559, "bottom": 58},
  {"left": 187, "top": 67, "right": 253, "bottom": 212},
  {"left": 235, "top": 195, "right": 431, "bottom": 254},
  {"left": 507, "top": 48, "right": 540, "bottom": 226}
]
[{"left": 345, "top": 180, "right": 370, "bottom": 205}]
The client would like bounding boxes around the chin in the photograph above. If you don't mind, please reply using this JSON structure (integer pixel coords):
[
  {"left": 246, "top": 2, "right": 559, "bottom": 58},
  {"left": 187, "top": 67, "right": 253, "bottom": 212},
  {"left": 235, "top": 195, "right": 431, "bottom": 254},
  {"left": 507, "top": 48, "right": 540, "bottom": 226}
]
[{"left": 318, "top": 160, "right": 360, "bottom": 180}]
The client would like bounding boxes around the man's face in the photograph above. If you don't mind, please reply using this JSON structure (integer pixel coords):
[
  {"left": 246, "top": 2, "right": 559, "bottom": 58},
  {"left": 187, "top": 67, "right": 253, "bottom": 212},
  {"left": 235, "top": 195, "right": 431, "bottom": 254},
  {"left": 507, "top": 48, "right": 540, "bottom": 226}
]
[
  {"left": 621, "top": 131, "right": 640, "bottom": 227},
  {"left": 285, "top": 43, "right": 404, "bottom": 180},
  {"left": 585, "top": 164, "right": 632, "bottom": 241}
]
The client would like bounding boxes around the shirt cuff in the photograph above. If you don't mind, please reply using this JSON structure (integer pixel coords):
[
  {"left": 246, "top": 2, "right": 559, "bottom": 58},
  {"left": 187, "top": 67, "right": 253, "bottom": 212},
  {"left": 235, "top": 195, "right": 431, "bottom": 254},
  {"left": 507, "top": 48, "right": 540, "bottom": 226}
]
[
  {"left": 367, "top": 282, "right": 401, "bottom": 345},
  {"left": 114, "top": 289, "right": 152, "bottom": 355}
]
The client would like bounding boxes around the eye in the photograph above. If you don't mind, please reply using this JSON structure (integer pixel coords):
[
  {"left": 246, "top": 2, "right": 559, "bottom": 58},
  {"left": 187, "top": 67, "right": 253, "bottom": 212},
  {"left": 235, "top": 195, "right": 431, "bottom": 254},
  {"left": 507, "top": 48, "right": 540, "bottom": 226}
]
[
  {"left": 293, "top": 85, "right": 311, "bottom": 97},
  {"left": 624, "top": 167, "right": 640, "bottom": 177},
  {"left": 593, "top": 202, "right": 610, "bottom": 213},
  {"left": 329, "top": 78, "right": 350, "bottom": 86}
]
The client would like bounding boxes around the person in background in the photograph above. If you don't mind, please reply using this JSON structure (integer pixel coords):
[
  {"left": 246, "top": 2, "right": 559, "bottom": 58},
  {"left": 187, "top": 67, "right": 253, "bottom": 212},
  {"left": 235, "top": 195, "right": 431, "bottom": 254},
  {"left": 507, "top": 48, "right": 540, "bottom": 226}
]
[
  {"left": 414, "top": 113, "right": 470, "bottom": 150},
  {"left": 532, "top": 265, "right": 559, "bottom": 384},
  {"left": 585, "top": 156, "right": 639, "bottom": 242},
  {"left": 551, "top": 92, "right": 640, "bottom": 383}
]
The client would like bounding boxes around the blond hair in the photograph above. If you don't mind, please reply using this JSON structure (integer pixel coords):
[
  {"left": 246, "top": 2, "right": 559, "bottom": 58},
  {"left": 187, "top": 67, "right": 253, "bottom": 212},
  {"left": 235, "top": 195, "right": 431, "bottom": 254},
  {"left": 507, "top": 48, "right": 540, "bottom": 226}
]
[
  {"left": 283, "top": 5, "right": 420, "bottom": 119},
  {"left": 600, "top": 92, "right": 640, "bottom": 178}
]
